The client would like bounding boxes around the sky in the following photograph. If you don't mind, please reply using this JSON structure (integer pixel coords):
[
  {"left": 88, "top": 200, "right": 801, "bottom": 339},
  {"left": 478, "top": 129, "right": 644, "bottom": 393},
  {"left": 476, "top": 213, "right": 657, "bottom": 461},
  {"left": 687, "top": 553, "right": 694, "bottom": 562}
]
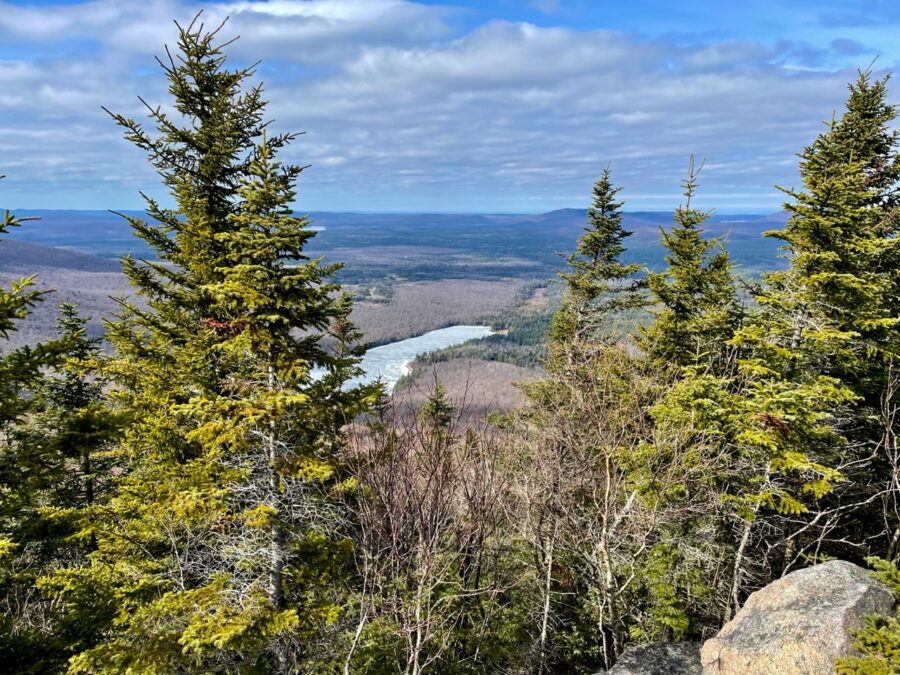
[{"left": 0, "top": 0, "right": 898, "bottom": 213}]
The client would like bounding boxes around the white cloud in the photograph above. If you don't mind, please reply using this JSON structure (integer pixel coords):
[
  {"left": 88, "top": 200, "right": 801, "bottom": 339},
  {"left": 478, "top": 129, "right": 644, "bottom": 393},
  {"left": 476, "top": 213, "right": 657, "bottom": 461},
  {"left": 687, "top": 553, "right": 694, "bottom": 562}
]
[
  {"left": 224, "top": 0, "right": 410, "bottom": 21},
  {"left": 0, "top": 0, "right": 889, "bottom": 211}
]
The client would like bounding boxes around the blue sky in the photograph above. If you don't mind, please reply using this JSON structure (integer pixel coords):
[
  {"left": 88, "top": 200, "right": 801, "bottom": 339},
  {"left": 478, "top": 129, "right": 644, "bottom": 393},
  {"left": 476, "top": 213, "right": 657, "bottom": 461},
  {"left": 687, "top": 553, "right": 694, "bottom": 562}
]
[{"left": 0, "top": 0, "right": 898, "bottom": 212}]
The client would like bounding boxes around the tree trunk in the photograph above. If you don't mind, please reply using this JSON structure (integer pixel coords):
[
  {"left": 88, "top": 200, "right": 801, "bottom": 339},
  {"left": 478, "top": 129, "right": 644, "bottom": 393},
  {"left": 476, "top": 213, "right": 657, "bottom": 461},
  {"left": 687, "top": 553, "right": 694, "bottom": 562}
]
[
  {"left": 266, "top": 355, "right": 289, "bottom": 672},
  {"left": 729, "top": 517, "right": 753, "bottom": 620},
  {"left": 538, "top": 519, "right": 557, "bottom": 673},
  {"left": 82, "top": 451, "right": 97, "bottom": 550}
]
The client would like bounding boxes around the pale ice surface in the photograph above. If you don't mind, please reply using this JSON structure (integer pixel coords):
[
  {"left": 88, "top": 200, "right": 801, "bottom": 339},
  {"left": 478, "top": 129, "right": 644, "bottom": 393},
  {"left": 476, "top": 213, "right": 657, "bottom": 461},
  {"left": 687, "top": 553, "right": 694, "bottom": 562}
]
[{"left": 312, "top": 325, "right": 494, "bottom": 392}]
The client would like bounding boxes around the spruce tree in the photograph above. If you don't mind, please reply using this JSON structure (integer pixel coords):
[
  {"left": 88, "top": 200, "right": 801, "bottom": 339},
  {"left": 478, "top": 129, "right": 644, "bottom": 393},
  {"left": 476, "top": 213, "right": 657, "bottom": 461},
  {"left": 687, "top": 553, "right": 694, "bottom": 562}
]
[
  {"left": 639, "top": 160, "right": 849, "bottom": 618},
  {"left": 38, "top": 304, "right": 122, "bottom": 527},
  {"left": 515, "top": 169, "right": 688, "bottom": 669},
  {"left": 550, "top": 166, "right": 642, "bottom": 345},
  {"left": 0, "top": 183, "right": 61, "bottom": 667},
  {"left": 751, "top": 69, "right": 900, "bottom": 563},
  {"left": 51, "top": 17, "right": 375, "bottom": 673},
  {"left": 2, "top": 304, "right": 122, "bottom": 672},
  {"left": 641, "top": 158, "right": 740, "bottom": 374},
  {"left": 833, "top": 69, "right": 900, "bottom": 209},
  {"left": 0, "top": 193, "right": 114, "bottom": 670},
  {"left": 768, "top": 70, "right": 899, "bottom": 391}
]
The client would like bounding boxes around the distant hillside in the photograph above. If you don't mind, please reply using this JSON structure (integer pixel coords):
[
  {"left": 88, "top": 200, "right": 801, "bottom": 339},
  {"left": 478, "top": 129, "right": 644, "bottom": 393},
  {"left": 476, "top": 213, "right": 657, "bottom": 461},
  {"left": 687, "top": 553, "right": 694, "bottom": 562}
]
[
  {"left": 0, "top": 239, "right": 121, "bottom": 273},
  {"left": 0, "top": 241, "right": 130, "bottom": 348},
  {"left": 0, "top": 238, "right": 526, "bottom": 351},
  {"left": 2, "top": 208, "right": 789, "bottom": 282}
]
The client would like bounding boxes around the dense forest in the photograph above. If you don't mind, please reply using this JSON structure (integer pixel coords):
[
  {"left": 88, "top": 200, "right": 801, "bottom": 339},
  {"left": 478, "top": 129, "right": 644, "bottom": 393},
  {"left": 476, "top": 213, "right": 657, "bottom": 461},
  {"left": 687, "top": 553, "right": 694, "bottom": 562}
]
[{"left": 3, "top": 15, "right": 900, "bottom": 675}]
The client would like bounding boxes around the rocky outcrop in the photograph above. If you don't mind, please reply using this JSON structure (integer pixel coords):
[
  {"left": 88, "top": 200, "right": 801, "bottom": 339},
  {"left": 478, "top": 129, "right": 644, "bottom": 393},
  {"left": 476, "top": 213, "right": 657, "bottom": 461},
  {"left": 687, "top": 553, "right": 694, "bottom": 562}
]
[
  {"left": 701, "top": 560, "right": 894, "bottom": 674},
  {"left": 607, "top": 641, "right": 702, "bottom": 674}
]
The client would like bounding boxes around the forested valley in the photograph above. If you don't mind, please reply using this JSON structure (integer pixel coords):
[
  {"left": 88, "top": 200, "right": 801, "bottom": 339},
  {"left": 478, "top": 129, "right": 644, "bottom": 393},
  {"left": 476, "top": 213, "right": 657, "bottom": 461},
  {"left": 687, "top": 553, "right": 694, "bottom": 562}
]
[{"left": 3, "top": 15, "right": 900, "bottom": 675}]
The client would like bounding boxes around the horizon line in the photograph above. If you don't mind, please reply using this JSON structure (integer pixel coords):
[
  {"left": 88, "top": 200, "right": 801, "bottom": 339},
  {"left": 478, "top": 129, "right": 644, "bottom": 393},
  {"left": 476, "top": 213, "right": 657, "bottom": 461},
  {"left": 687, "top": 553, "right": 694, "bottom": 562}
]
[{"left": 6, "top": 206, "right": 783, "bottom": 216}]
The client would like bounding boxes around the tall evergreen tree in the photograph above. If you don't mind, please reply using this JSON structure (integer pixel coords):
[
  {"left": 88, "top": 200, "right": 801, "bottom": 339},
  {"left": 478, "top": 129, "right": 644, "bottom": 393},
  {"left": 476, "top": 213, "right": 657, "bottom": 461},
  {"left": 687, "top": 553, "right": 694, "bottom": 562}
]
[
  {"left": 49, "top": 17, "right": 375, "bottom": 673},
  {"left": 550, "top": 166, "right": 642, "bottom": 345},
  {"left": 751, "top": 69, "right": 900, "bottom": 563},
  {"left": 641, "top": 158, "right": 741, "bottom": 374},
  {"left": 833, "top": 69, "right": 900, "bottom": 210},
  {"left": 639, "top": 160, "right": 849, "bottom": 619},
  {"left": 513, "top": 168, "right": 705, "bottom": 670},
  {"left": 768, "top": 70, "right": 899, "bottom": 388}
]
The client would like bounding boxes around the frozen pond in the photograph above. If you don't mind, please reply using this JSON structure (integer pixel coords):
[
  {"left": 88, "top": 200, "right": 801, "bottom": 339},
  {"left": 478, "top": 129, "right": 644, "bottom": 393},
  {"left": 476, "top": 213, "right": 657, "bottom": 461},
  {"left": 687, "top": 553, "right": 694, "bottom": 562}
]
[{"left": 341, "top": 325, "right": 494, "bottom": 392}]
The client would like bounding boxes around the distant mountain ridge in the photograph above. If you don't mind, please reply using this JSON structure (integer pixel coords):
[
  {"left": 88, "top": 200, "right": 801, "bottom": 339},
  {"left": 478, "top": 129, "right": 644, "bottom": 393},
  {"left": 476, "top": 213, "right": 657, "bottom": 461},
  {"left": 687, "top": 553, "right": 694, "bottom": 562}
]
[
  {"left": 1, "top": 208, "right": 790, "bottom": 281},
  {"left": 0, "top": 239, "right": 121, "bottom": 273}
]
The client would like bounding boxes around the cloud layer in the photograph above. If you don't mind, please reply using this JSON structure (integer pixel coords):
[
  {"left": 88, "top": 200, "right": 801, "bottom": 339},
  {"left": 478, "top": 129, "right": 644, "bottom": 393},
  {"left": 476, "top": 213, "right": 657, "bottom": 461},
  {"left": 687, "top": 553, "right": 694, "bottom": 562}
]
[{"left": 0, "top": 0, "right": 896, "bottom": 212}]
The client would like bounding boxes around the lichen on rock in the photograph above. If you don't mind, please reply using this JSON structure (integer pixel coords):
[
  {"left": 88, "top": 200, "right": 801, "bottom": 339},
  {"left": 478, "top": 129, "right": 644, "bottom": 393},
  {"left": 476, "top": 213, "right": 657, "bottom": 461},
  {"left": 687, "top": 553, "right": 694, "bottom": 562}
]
[
  {"left": 607, "top": 641, "right": 702, "bottom": 674},
  {"left": 701, "top": 560, "right": 895, "bottom": 675}
]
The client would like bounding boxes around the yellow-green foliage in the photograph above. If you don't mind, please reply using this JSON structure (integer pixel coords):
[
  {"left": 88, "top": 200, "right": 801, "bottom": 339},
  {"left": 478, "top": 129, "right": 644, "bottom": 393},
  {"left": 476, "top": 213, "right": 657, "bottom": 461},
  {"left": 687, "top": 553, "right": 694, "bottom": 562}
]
[
  {"left": 42, "top": 17, "right": 377, "bottom": 672},
  {"left": 836, "top": 559, "right": 900, "bottom": 675},
  {"left": 2, "top": 30, "right": 900, "bottom": 675}
]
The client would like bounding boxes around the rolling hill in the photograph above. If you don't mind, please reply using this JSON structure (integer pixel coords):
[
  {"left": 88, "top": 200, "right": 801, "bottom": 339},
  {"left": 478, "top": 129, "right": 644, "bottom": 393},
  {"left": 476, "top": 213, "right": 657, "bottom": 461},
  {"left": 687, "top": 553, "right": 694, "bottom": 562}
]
[{"left": 3, "top": 208, "right": 788, "bottom": 282}]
